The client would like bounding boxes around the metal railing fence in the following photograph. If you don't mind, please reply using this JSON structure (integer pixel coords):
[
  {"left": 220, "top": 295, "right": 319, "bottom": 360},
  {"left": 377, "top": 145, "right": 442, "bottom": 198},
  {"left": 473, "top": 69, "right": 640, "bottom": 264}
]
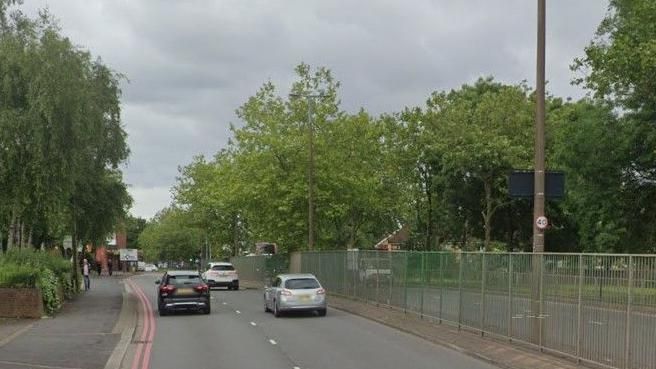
[{"left": 233, "top": 251, "right": 656, "bottom": 369}]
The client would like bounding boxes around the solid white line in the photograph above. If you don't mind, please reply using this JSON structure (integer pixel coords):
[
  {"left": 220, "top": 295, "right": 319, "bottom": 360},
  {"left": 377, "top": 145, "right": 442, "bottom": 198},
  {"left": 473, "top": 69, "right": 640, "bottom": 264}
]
[
  {"left": 250, "top": 321, "right": 257, "bottom": 326},
  {"left": 269, "top": 339, "right": 277, "bottom": 345}
]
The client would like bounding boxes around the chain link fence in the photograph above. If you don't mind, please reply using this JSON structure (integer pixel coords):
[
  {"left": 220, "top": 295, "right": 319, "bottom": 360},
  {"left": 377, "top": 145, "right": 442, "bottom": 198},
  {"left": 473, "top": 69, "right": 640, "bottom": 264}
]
[{"left": 235, "top": 251, "right": 656, "bottom": 369}]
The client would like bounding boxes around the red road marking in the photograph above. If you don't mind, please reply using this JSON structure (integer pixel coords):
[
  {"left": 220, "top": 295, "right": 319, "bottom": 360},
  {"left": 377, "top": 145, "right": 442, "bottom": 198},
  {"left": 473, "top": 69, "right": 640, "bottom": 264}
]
[{"left": 127, "top": 279, "right": 156, "bottom": 369}]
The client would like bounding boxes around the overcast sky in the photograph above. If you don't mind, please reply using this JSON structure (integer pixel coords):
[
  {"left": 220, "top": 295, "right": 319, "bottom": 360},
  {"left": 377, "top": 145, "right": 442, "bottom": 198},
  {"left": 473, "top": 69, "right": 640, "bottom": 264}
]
[{"left": 24, "top": 1, "right": 609, "bottom": 220}]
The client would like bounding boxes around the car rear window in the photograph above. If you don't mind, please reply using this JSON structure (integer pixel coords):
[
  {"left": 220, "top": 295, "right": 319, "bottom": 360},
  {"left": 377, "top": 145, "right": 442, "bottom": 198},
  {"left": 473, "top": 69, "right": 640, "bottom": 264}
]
[
  {"left": 285, "top": 278, "right": 320, "bottom": 289},
  {"left": 167, "top": 274, "right": 201, "bottom": 286},
  {"left": 211, "top": 265, "right": 235, "bottom": 271}
]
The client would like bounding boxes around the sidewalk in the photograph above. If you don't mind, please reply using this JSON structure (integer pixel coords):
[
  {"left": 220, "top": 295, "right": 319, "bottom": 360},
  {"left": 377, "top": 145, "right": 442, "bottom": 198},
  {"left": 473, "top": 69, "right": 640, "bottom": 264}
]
[
  {"left": 0, "top": 277, "right": 125, "bottom": 369},
  {"left": 329, "top": 295, "right": 585, "bottom": 369}
]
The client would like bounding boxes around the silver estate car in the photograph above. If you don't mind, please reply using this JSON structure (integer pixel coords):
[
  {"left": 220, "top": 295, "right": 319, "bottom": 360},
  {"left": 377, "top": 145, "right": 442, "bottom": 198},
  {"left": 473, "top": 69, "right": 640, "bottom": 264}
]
[{"left": 264, "top": 274, "right": 327, "bottom": 317}]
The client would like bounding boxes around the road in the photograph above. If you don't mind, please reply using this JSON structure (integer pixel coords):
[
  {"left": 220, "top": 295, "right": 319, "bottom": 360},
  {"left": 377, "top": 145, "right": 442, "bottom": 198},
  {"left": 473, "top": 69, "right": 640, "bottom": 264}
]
[{"left": 131, "top": 274, "right": 500, "bottom": 369}]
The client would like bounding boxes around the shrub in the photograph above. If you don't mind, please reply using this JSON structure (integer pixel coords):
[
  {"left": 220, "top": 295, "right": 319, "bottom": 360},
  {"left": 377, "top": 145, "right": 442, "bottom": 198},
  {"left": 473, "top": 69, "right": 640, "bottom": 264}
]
[
  {"left": 0, "top": 263, "right": 39, "bottom": 288},
  {"left": 0, "top": 249, "right": 74, "bottom": 314},
  {"left": 0, "top": 249, "right": 71, "bottom": 278},
  {"left": 36, "top": 268, "right": 62, "bottom": 314}
]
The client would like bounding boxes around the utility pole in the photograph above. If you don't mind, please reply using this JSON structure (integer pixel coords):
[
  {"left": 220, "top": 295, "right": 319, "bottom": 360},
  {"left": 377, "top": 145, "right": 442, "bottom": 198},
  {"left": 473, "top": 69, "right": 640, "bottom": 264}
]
[
  {"left": 289, "top": 93, "right": 324, "bottom": 251},
  {"left": 533, "top": 0, "right": 546, "bottom": 253},
  {"left": 532, "top": 0, "right": 547, "bottom": 347}
]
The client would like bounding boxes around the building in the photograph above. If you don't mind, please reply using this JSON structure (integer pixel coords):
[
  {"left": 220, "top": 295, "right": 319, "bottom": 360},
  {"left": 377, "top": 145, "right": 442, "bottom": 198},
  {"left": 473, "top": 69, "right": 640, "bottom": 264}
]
[{"left": 374, "top": 225, "right": 410, "bottom": 251}]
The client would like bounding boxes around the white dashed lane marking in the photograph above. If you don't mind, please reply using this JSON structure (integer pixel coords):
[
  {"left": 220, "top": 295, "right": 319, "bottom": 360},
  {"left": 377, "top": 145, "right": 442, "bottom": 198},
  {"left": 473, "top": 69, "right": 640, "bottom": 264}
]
[
  {"left": 236, "top": 310, "right": 241, "bottom": 314},
  {"left": 269, "top": 339, "right": 277, "bottom": 345},
  {"left": 250, "top": 321, "right": 257, "bottom": 326}
]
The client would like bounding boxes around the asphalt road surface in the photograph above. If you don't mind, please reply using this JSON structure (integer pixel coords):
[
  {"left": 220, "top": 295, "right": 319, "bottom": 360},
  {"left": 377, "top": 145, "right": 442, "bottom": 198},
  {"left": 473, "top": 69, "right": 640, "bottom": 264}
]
[{"left": 131, "top": 275, "right": 500, "bottom": 369}]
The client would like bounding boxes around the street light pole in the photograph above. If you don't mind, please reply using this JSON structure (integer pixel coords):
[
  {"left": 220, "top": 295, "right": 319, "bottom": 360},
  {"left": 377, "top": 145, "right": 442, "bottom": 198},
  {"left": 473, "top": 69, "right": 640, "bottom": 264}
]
[
  {"left": 533, "top": 0, "right": 546, "bottom": 253},
  {"left": 290, "top": 93, "right": 323, "bottom": 251}
]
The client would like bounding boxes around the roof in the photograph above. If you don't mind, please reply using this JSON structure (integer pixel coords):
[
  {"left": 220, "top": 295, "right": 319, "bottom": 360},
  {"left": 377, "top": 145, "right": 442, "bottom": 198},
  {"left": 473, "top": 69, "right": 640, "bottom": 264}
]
[
  {"left": 165, "top": 270, "right": 201, "bottom": 276},
  {"left": 277, "top": 273, "right": 317, "bottom": 280}
]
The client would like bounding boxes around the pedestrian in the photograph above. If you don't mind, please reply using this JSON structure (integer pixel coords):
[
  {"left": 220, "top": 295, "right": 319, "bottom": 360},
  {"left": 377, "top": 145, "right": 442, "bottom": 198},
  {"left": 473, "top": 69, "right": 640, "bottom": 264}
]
[
  {"left": 83, "top": 259, "right": 90, "bottom": 290},
  {"left": 107, "top": 258, "right": 113, "bottom": 276},
  {"left": 96, "top": 261, "right": 102, "bottom": 276}
]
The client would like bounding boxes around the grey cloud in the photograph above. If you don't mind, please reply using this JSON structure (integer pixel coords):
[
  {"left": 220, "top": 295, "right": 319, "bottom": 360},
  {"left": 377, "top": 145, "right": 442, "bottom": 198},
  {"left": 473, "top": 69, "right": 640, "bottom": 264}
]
[{"left": 24, "top": 0, "right": 608, "bottom": 218}]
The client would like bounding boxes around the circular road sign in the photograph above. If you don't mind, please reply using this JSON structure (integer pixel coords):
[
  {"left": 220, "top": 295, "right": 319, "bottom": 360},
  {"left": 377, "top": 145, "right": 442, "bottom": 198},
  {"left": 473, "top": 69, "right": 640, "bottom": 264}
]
[{"left": 536, "top": 216, "right": 549, "bottom": 230}]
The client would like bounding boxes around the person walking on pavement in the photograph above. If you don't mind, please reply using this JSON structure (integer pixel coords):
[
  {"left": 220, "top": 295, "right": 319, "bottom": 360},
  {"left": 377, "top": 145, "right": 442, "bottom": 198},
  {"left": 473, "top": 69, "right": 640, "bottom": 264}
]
[
  {"left": 107, "top": 258, "right": 113, "bottom": 276},
  {"left": 82, "top": 259, "right": 90, "bottom": 290}
]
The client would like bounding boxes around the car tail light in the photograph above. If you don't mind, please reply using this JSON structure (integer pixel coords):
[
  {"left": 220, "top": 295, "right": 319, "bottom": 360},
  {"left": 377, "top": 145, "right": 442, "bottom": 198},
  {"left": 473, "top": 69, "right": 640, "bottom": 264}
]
[
  {"left": 281, "top": 289, "right": 293, "bottom": 296},
  {"left": 160, "top": 285, "right": 176, "bottom": 294},
  {"left": 316, "top": 288, "right": 326, "bottom": 295},
  {"left": 194, "top": 284, "right": 209, "bottom": 293}
]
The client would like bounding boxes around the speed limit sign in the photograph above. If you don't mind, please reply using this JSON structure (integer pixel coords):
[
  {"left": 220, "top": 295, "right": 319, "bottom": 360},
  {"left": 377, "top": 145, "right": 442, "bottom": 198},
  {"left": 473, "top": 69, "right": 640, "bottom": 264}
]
[{"left": 536, "top": 216, "right": 549, "bottom": 230}]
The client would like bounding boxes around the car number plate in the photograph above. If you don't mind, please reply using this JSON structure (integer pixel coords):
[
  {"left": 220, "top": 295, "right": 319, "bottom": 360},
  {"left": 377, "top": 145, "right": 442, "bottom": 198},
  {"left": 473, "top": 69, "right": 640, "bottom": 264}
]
[
  {"left": 177, "top": 288, "right": 194, "bottom": 295},
  {"left": 299, "top": 295, "right": 311, "bottom": 301}
]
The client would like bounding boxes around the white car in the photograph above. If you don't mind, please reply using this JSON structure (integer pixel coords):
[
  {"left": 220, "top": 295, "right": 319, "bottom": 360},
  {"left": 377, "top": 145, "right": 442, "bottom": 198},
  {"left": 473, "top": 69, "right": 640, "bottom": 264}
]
[
  {"left": 202, "top": 262, "right": 239, "bottom": 290},
  {"left": 144, "top": 263, "right": 159, "bottom": 272}
]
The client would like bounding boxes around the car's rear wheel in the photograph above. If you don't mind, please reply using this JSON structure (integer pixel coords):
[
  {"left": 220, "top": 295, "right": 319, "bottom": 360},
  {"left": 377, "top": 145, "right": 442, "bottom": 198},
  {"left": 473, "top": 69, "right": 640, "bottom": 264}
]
[
  {"left": 159, "top": 308, "right": 168, "bottom": 316},
  {"left": 273, "top": 300, "right": 281, "bottom": 318},
  {"left": 317, "top": 308, "right": 327, "bottom": 317},
  {"left": 203, "top": 304, "right": 211, "bottom": 315}
]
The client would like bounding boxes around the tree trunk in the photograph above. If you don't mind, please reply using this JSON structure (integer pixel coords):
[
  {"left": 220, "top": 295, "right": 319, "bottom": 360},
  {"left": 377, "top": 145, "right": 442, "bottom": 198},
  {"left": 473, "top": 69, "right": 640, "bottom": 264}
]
[
  {"left": 232, "top": 213, "right": 239, "bottom": 257},
  {"left": 425, "top": 186, "right": 433, "bottom": 251},
  {"left": 483, "top": 179, "right": 493, "bottom": 251},
  {"left": 461, "top": 219, "right": 469, "bottom": 249}
]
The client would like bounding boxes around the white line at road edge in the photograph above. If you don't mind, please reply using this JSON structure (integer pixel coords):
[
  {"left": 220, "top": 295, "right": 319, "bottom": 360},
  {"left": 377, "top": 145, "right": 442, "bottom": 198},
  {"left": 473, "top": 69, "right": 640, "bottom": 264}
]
[
  {"left": 250, "top": 322, "right": 257, "bottom": 326},
  {"left": 269, "top": 339, "right": 277, "bottom": 345}
]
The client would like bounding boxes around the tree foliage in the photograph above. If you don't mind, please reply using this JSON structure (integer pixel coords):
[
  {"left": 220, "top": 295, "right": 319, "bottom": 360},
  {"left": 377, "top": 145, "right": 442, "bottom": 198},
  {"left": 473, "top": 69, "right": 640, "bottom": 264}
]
[{"left": 0, "top": 2, "right": 131, "bottom": 251}]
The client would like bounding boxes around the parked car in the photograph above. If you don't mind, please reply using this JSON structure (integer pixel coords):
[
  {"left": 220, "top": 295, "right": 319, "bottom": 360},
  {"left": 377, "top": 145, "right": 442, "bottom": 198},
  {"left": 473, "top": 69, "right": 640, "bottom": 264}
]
[
  {"left": 137, "top": 261, "right": 146, "bottom": 271},
  {"left": 202, "top": 262, "right": 239, "bottom": 290},
  {"left": 156, "top": 270, "right": 210, "bottom": 316},
  {"left": 144, "top": 263, "right": 158, "bottom": 272},
  {"left": 264, "top": 273, "right": 326, "bottom": 317}
]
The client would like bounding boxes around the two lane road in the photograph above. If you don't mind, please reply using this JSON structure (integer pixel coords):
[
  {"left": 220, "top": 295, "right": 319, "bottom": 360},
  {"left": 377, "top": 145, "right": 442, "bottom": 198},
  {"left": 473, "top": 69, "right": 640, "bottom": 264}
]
[{"left": 131, "top": 275, "right": 500, "bottom": 369}]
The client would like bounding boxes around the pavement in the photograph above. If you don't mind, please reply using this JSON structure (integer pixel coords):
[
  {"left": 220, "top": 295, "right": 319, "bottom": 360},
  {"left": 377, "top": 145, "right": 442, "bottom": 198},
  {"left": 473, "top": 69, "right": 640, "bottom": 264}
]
[{"left": 0, "top": 276, "right": 125, "bottom": 369}]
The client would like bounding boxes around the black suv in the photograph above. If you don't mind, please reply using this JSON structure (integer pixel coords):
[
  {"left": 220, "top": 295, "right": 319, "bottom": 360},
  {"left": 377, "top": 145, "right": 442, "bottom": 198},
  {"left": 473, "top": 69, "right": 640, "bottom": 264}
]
[{"left": 156, "top": 270, "right": 210, "bottom": 316}]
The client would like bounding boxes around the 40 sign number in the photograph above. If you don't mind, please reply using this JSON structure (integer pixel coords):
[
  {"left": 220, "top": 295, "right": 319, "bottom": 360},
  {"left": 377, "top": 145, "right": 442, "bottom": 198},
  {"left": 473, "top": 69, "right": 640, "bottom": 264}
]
[{"left": 536, "top": 216, "right": 549, "bottom": 230}]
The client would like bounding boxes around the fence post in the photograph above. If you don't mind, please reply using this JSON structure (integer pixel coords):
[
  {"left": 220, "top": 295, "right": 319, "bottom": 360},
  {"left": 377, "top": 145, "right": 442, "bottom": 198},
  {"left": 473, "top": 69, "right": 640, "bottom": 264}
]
[
  {"left": 420, "top": 252, "right": 425, "bottom": 319},
  {"left": 388, "top": 252, "right": 393, "bottom": 307},
  {"left": 508, "top": 253, "right": 513, "bottom": 340},
  {"left": 481, "top": 252, "right": 487, "bottom": 336},
  {"left": 439, "top": 252, "right": 444, "bottom": 324},
  {"left": 576, "top": 254, "right": 583, "bottom": 363},
  {"left": 458, "top": 252, "right": 464, "bottom": 331},
  {"left": 404, "top": 251, "right": 408, "bottom": 313},
  {"left": 539, "top": 254, "right": 544, "bottom": 351},
  {"left": 343, "top": 251, "right": 348, "bottom": 296},
  {"left": 375, "top": 250, "right": 380, "bottom": 306},
  {"left": 624, "top": 255, "right": 633, "bottom": 369}
]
